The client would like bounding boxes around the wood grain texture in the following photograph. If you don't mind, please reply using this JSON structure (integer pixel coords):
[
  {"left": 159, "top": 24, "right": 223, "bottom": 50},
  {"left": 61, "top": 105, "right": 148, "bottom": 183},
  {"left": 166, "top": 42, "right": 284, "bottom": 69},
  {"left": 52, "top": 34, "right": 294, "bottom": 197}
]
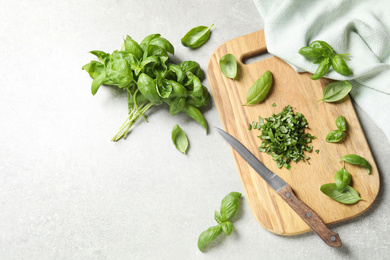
[{"left": 207, "top": 30, "right": 380, "bottom": 235}]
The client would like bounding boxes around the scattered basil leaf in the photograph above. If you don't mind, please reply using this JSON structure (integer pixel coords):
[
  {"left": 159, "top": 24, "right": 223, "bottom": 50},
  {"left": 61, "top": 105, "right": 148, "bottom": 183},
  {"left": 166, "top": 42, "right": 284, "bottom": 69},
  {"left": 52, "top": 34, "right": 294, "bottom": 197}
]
[
  {"left": 315, "top": 149, "right": 320, "bottom": 154},
  {"left": 325, "top": 130, "right": 346, "bottom": 143},
  {"left": 334, "top": 166, "right": 352, "bottom": 192},
  {"left": 221, "top": 221, "right": 234, "bottom": 236},
  {"left": 331, "top": 54, "right": 352, "bottom": 76},
  {"left": 243, "top": 70, "right": 273, "bottom": 105},
  {"left": 181, "top": 24, "right": 214, "bottom": 49},
  {"left": 219, "top": 54, "right": 237, "bottom": 80},
  {"left": 320, "top": 183, "right": 363, "bottom": 204},
  {"left": 310, "top": 57, "right": 330, "bottom": 80},
  {"left": 318, "top": 81, "right": 352, "bottom": 102},
  {"left": 272, "top": 103, "right": 276, "bottom": 107},
  {"left": 198, "top": 225, "right": 223, "bottom": 252},
  {"left": 335, "top": 116, "right": 347, "bottom": 131},
  {"left": 171, "top": 125, "right": 189, "bottom": 154},
  {"left": 341, "top": 154, "right": 371, "bottom": 174},
  {"left": 220, "top": 192, "right": 242, "bottom": 221}
]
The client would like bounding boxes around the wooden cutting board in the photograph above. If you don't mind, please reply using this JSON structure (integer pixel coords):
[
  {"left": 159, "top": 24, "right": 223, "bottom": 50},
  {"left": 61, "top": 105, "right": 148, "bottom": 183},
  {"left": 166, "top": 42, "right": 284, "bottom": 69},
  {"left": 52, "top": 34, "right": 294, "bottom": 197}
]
[{"left": 207, "top": 30, "right": 380, "bottom": 235}]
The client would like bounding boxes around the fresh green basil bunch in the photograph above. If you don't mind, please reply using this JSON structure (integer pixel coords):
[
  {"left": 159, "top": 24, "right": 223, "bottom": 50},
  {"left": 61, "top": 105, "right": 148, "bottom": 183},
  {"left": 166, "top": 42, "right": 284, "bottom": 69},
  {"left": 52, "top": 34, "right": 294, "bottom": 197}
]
[
  {"left": 82, "top": 34, "right": 210, "bottom": 141},
  {"left": 299, "top": 40, "right": 352, "bottom": 80}
]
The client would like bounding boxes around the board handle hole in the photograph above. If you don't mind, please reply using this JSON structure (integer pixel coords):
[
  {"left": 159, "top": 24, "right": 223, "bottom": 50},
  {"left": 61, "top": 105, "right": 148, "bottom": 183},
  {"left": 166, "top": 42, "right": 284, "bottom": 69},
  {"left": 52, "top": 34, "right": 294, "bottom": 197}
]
[{"left": 242, "top": 51, "right": 274, "bottom": 65}]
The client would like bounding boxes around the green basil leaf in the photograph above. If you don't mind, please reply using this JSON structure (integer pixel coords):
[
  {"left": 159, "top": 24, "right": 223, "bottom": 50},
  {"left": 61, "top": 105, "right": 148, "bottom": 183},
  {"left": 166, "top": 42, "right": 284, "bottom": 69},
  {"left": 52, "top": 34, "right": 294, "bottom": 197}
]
[
  {"left": 335, "top": 116, "right": 347, "bottom": 131},
  {"left": 137, "top": 73, "right": 162, "bottom": 105},
  {"left": 167, "top": 80, "right": 188, "bottom": 98},
  {"left": 122, "top": 35, "right": 144, "bottom": 60},
  {"left": 186, "top": 86, "right": 210, "bottom": 108},
  {"left": 320, "top": 183, "right": 362, "bottom": 204},
  {"left": 221, "top": 221, "right": 234, "bottom": 236},
  {"left": 198, "top": 225, "right": 223, "bottom": 252},
  {"left": 168, "top": 64, "right": 186, "bottom": 84},
  {"left": 91, "top": 71, "right": 107, "bottom": 95},
  {"left": 325, "top": 130, "right": 346, "bottom": 143},
  {"left": 220, "top": 192, "right": 242, "bottom": 221},
  {"left": 182, "top": 105, "right": 208, "bottom": 132},
  {"left": 334, "top": 167, "right": 351, "bottom": 192},
  {"left": 214, "top": 210, "right": 224, "bottom": 224},
  {"left": 171, "top": 124, "right": 189, "bottom": 154},
  {"left": 243, "top": 70, "right": 273, "bottom": 105},
  {"left": 298, "top": 46, "right": 324, "bottom": 60},
  {"left": 331, "top": 54, "right": 353, "bottom": 76},
  {"left": 106, "top": 57, "right": 134, "bottom": 88},
  {"left": 89, "top": 50, "right": 110, "bottom": 64},
  {"left": 181, "top": 24, "right": 214, "bottom": 49},
  {"left": 219, "top": 54, "right": 237, "bottom": 80},
  {"left": 156, "top": 80, "right": 172, "bottom": 99},
  {"left": 168, "top": 97, "right": 186, "bottom": 116},
  {"left": 82, "top": 61, "right": 105, "bottom": 79},
  {"left": 149, "top": 36, "right": 174, "bottom": 55},
  {"left": 179, "top": 61, "right": 204, "bottom": 79},
  {"left": 341, "top": 154, "right": 371, "bottom": 174},
  {"left": 311, "top": 57, "right": 331, "bottom": 80},
  {"left": 309, "top": 40, "right": 334, "bottom": 53},
  {"left": 186, "top": 72, "right": 203, "bottom": 97},
  {"left": 318, "top": 81, "right": 352, "bottom": 102},
  {"left": 140, "top": 34, "right": 161, "bottom": 51}
]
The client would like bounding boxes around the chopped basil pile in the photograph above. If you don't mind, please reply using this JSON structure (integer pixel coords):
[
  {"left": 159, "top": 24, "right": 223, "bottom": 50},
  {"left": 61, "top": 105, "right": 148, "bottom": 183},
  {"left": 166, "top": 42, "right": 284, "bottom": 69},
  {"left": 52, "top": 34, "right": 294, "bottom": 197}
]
[{"left": 249, "top": 105, "right": 316, "bottom": 170}]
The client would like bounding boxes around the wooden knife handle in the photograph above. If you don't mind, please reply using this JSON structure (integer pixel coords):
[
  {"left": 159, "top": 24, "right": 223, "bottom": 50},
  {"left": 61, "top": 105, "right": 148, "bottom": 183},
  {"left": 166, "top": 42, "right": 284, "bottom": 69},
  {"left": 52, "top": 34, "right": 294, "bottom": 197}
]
[{"left": 277, "top": 185, "right": 342, "bottom": 247}]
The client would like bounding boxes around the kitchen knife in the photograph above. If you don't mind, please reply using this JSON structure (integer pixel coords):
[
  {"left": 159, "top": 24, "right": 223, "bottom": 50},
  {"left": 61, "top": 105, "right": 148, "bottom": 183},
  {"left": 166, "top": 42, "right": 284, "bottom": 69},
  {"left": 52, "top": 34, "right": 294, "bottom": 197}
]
[{"left": 216, "top": 127, "right": 342, "bottom": 247}]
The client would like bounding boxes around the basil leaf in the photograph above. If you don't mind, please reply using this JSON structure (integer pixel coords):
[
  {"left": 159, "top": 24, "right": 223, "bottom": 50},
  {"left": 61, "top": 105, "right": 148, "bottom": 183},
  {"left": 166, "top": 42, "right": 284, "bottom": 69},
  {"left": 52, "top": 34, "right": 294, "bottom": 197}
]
[
  {"left": 179, "top": 61, "right": 204, "bottom": 79},
  {"left": 198, "top": 225, "right": 223, "bottom": 252},
  {"left": 311, "top": 57, "right": 330, "bottom": 80},
  {"left": 325, "top": 130, "right": 345, "bottom": 143},
  {"left": 220, "top": 192, "right": 242, "bottom": 221},
  {"left": 214, "top": 210, "right": 224, "bottom": 224},
  {"left": 320, "top": 183, "right": 362, "bottom": 204},
  {"left": 331, "top": 54, "right": 352, "bottom": 76},
  {"left": 243, "top": 70, "right": 273, "bottom": 105},
  {"left": 335, "top": 116, "right": 347, "bottom": 131},
  {"left": 182, "top": 105, "right": 208, "bottom": 132},
  {"left": 219, "top": 53, "right": 237, "bottom": 80},
  {"left": 82, "top": 61, "right": 105, "bottom": 79},
  {"left": 91, "top": 71, "right": 107, "bottom": 95},
  {"left": 341, "top": 154, "right": 371, "bottom": 174},
  {"left": 318, "top": 81, "right": 352, "bottom": 102},
  {"left": 122, "top": 35, "right": 144, "bottom": 60},
  {"left": 334, "top": 167, "right": 351, "bottom": 192},
  {"left": 89, "top": 50, "right": 110, "bottom": 64},
  {"left": 168, "top": 97, "right": 186, "bottom": 116},
  {"left": 139, "top": 34, "right": 161, "bottom": 51},
  {"left": 221, "top": 221, "right": 234, "bottom": 236},
  {"left": 137, "top": 73, "right": 163, "bottom": 105},
  {"left": 168, "top": 64, "right": 186, "bottom": 84},
  {"left": 181, "top": 24, "right": 214, "bottom": 49},
  {"left": 309, "top": 40, "right": 334, "bottom": 53},
  {"left": 298, "top": 46, "right": 324, "bottom": 60},
  {"left": 171, "top": 124, "right": 189, "bottom": 154},
  {"left": 149, "top": 36, "right": 174, "bottom": 55},
  {"left": 106, "top": 56, "right": 134, "bottom": 88}
]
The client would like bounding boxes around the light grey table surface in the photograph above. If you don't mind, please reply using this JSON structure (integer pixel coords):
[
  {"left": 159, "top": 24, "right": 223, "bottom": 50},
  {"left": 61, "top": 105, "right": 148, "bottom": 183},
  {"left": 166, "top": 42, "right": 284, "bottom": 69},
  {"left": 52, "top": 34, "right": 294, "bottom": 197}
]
[{"left": 1, "top": 0, "right": 389, "bottom": 259}]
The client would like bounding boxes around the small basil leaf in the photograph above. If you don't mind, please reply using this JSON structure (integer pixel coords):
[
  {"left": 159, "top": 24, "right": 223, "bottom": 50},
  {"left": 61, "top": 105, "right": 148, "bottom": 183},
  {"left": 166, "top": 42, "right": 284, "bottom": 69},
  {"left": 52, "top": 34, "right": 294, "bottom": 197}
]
[
  {"left": 168, "top": 64, "right": 186, "bottom": 84},
  {"left": 181, "top": 24, "right": 214, "bottom": 49},
  {"left": 325, "top": 130, "right": 346, "bottom": 143},
  {"left": 122, "top": 35, "right": 144, "bottom": 60},
  {"left": 298, "top": 46, "right": 324, "bottom": 60},
  {"left": 219, "top": 54, "right": 237, "bottom": 80},
  {"left": 89, "top": 50, "right": 110, "bottom": 64},
  {"left": 156, "top": 80, "right": 172, "bottom": 99},
  {"left": 149, "top": 36, "right": 174, "bottom": 55},
  {"left": 91, "top": 71, "right": 107, "bottom": 95},
  {"left": 167, "top": 80, "right": 188, "bottom": 98},
  {"left": 335, "top": 116, "right": 347, "bottom": 131},
  {"left": 220, "top": 192, "right": 242, "bottom": 221},
  {"left": 106, "top": 57, "right": 134, "bottom": 88},
  {"left": 334, "top": 167, "right": 351, "bottom": 192},
  {"left": 182, "top": 105, "right": 208, "bottom": 132},
  {"left": 243, "top": 70, "right": 273, "bottom": 105},
  {"left": 341, "top": 154, "right": 371, "bottom": 174},
  {"left": 320, "top": 183, "right": 363, "bottom": 204},
  {"left": 168, "top": 97, "right": 186, "bottom": 116},
  {"left": 137, "top": 73, "right": 163, "bottom": 105},
  {"left": 198, "top": 225, "right": 223, "bottom": 252},
  {"left": 214, "top": 211, "right": 224, "bottom": 224},
  {"left": 140, "top": 34, "right": 161, "bottom": 51},
  {"left": 311, "top": 57, "right": 330, "bottom": 80},
  {"left": 318, "top": 81, "right": 352, "bottom": 102},
  {"left": 309, "top": 40, "right": 334, "bottom": 53},
  {"left": 82, "top": 61, "right": 105, "bottom": 79},
  {"left": 221, "top": 221, "right": 234, "bottom": 236},
  {"left": 179, "top": 61, "right": 204, "bottom": 79},
  {"left": 171, "top": 124, "right": 189, "bottom": 154},
  {"left": 331, "top": 54, "right": 353, "bottom": 76}
]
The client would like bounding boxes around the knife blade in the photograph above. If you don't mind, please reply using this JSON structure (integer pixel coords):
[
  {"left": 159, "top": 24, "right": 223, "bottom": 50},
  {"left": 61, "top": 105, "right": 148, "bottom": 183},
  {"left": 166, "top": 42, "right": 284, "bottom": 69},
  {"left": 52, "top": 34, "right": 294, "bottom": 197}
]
[{"left": 216, "top": 127, "right": 342, "bottom": 247}]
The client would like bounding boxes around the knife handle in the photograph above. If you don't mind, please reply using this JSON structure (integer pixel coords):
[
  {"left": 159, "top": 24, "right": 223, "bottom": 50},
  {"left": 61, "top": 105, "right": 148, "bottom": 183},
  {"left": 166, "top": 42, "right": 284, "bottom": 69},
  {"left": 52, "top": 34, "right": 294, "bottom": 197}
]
[{"left": 277, "top": 185, "right": 342, "bottom": 247}]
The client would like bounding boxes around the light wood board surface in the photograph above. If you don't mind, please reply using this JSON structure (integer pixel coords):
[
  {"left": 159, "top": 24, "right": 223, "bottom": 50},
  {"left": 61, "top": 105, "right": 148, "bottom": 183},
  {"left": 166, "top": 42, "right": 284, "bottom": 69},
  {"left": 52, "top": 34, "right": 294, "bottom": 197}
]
[{"left": 207, "top": 30, "right": 380, "bottom": 235}]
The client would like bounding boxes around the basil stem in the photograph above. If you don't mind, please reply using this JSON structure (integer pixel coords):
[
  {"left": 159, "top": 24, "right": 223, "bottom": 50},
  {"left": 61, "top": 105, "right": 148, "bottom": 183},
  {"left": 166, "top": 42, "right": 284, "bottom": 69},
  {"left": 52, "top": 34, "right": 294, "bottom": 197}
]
[
  {"left": 219, "top": 53, "right": 238, "bottom": 80},
  {"left": 341, "top": 154, "right": 371, "bottom": 174},
  {"left": 243, "top": 70, "right": 273, "bottom": 105}
]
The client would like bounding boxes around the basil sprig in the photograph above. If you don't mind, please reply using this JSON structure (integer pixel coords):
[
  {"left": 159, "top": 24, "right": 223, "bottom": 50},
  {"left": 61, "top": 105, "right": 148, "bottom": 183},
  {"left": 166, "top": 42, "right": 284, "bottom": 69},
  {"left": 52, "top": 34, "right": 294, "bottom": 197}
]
[
  {"left": 181, "top": 24, "right": 214, "bottom": 49},
  {"left": 326, "top": 116, "right": 347, "bottom": 143},
  {"left": 299, "top": 40, "right": 352, "bottom": 79},
  {"left": 198, "top": 192, "right": 242, "bottom": 252},
  {"left": 82, "top": 34, "right": 210, "bottom": 141},
  {"left": 318, "top": 81, "right": 352, "bottom": 103}
]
